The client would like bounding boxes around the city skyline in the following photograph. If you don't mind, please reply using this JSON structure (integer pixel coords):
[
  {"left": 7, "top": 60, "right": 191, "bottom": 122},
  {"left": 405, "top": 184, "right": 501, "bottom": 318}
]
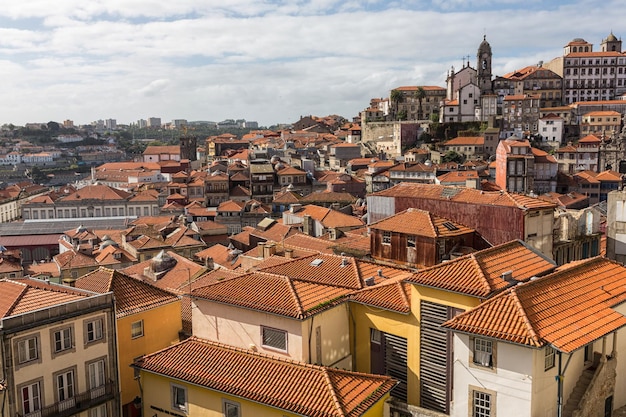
[{"left": 0, "top": 0, "right": 624, "bottom": 127}]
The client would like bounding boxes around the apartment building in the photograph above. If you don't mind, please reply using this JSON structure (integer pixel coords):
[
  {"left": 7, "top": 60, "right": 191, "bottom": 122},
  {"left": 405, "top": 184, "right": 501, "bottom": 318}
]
[
  {"left": 580, "top": 110, "right": 621, "bottom": 137},
  {"left": 501, "top": 94, "right": 542, "bottom": 137},
  {"left": 1, "top": 278, "right": 120, "bottom": 417},
  {"left": 21, "top": 184, "right": 160, "bottom": 220},
  {"left": 497, "top": 64, "right": 563, "bottom": 107},
  {"left": 545, "top": 33, "right": 626, "bottom": 103}
]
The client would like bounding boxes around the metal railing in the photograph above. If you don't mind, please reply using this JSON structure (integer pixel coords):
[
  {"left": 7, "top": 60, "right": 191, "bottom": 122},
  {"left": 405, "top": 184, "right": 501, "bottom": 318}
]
[{"left": 19, "top": 381, "right": 115, "bottom": 417}]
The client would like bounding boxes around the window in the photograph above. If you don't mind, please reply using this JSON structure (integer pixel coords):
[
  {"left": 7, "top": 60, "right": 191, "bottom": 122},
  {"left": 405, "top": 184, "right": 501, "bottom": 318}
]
[
  {"left": 86, "top": 318, "right": 104, "bottom": 343},
  {"left": 21, "top": 381, "right": 41, "bottom": 415},
  {"left": 473, "top": 338, "right": 493, "bottom": 367},
  {"left": 56, "top": 369, "right": 75, "bottom": 401},
  {"left": 54, "top": 327, "right": 73, "bottom": 352},
  {"left": 90, "top": 404, "right": 107, "bottom": 417},
  {"left": 407, "top": 235, "right": 416, "bottom": 248},
  {"left": 18, "top": 336, "right": 38, "bottom": 364},
  {"left": 88, "top": 359, "right": 106, "bottom": 391},
  {"left": 382, "top": 231, "right": 391, "bottom": 245},
  {"left": 473, "top": 390, "right": 492, "bottom": 417},
  {"left": 545, "top": 346, "right": 556, "bottom": 370},
  {"left": 172, "top": 384, "right": 187, "bottom": 412},
  {"left": 223, "top": 399, "right": 241, "bottom": 417},
  {"left": 261, "top": 326, "right": 287, "bottom": 351},
  {"left": 131, "top": 320, "right": 144, "bottom": 339}
]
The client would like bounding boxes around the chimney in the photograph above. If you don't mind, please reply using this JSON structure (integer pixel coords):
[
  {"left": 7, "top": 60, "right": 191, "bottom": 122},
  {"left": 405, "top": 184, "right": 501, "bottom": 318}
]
[
  {"left": 263, "top": 243, "right": 276, "bottom": 259},
  {"left": 290, "top": 203, "right": 302, "bottom": 213},
  {"left": 205, "top": 256, "right": 214, "bottom": 270},
  {"left": 303, "top": 214, "right": 314, "bottom": 236},
  {"left": 377, "top": 269, "right": 384, "bottom": 278},
  {"left": 285, "top": 248, "right": 294, "bottom": 259},
  {"left": 501, "top": 270, "right": 515, "bottom": 285},
  {"left": 258, "top": 242, "right": 265, "bottom": 258}
]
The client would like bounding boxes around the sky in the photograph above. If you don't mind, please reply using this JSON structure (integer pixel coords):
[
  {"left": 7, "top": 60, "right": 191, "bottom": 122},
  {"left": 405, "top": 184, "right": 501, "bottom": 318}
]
[{"left": 0, "top": 0, "right": 625, "bottom": 128}]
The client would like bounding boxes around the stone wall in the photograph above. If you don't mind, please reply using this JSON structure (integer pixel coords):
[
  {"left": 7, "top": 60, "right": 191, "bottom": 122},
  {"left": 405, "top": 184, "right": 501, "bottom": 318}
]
[{"left": 573, "top": 355, "right": 617, "bottom": 417}]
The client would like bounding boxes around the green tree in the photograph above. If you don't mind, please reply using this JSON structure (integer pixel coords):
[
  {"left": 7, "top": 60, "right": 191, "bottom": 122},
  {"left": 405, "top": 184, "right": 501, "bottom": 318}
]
[
  {"left": 442, "top": 150, "right": 465, "bottom": 163},
  {"left": 414, "top": 87, "right": 426, "bottom": 120},
  {"left": 390, "top": 89, "right": 404, "bottom": 120},
  {"left": 47, "top": 121, "right": 60, "bottom": 132}
]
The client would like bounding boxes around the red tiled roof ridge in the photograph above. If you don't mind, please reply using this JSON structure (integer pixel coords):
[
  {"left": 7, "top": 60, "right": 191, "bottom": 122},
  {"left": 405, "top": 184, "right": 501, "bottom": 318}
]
[
  {"left": 469, "top": 255, "right": 494, "bottom": 296},
  {"left": 510, "top": 289, "right": 540, "bottom": 343},
  {"left": 322, "top": 367, "right": 347, "bottom": 417}
]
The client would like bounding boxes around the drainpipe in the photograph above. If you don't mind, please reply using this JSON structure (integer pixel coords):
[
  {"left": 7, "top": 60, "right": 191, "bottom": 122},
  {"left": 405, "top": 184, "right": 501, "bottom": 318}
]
[
  {"left": 557, "top": 351, "right": 563, "bottom": 417},
  {"left": 556, "top": 351, "right": 573, "bottom": 417}
]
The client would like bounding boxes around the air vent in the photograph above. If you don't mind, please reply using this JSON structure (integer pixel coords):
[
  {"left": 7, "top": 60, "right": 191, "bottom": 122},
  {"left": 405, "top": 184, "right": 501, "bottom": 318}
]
[
  {"left": 310, "top": 259, "right": 324, "bottom": 267},
  {"left": 442, "top": 221, "right": 458, "bottom": 231}
]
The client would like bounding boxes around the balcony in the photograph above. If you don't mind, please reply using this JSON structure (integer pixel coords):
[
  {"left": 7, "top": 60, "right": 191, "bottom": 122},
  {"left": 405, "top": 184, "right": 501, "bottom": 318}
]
[{"left": 19, "top": 381, "right": 115, "bottom": 417}]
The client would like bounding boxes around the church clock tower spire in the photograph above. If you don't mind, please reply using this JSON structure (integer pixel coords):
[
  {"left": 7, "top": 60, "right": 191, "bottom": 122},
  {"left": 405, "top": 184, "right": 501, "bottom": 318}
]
[{"left": 477, "top": 35, "right": 492, "bottom": 94}]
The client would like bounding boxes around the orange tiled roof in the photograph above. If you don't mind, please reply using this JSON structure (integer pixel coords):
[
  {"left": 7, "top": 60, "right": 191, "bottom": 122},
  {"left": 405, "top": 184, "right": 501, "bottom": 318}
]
[
  {"left": 259, "top": 253, "right": 411, "bottom": 290},
  {"left": 349, "top": 277, "right": 411, "bottom": 314},
  {"left": 595, "top": 170, "right": 622, "bottom": 181},
  {"left": 372, "top": 183, "right": 556, "bottom": 210},
  {"left": 444, "top": 257, "right": 626, "bottom": 352},
  {"left": 408, "top": 240, "right": 556, "bottom": 298},
  {"left": 282, "top": 233, "right": 336, "bottom": 255},
  {"left": 134, "top": 336, "right": 395, "bottom": 417},
  {"left": 192, "top": 271, "right": 353, "bottom": 319},
  {"left": 75, "top": 267, "right": 179, "bottom": 318},
  {"left": 0, "top": 278, "right": 93, "bottom": 317},
  {"left": 60, "top": 184, "right": 131, "bottom": 201},
  {"left": 53, "top": 250, "right": 99, "bottom": 270},
  {"left": 579, "top": 134, "right": 601, "bottom": 143},
  {"left": 444, "top": 136, "right": 484, "bottom": 146},
  {"left": 122, "top": 251, "right": 206, "bottom": 293},
  {"left": 294, "top": 205, "right": 364, "bottom": 229},
  {"left": 370, "top": 208, "right": 473, "bottom": 237}
]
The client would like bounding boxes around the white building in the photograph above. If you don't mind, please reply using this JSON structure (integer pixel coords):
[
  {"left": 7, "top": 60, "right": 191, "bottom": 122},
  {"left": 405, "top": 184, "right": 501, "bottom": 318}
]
[
  {"left": 538, "top": 114, "right": 565, "bottom": 150},
  {"left": 444, "top": 256, "right": 626, "bottom": 417}
]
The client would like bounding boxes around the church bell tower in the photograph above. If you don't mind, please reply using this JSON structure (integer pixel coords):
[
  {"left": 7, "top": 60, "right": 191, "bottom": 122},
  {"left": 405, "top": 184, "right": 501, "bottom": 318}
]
[{"left": 477, "top": 35, "right": 493, "bottom": 94}]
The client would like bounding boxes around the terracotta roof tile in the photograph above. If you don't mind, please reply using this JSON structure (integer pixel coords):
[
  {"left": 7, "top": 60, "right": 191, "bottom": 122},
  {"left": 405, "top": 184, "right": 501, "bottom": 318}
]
[
  {"left": 349, "top": 278, "right": 411, "bottom": 313},
  {"left": 192, "top": 271, "right": 353, "bottom": 319},
  {"left": 122, "top": 251, "right": 206, "bottom": 293},
  {"left": 134, "top": 337, "right": 395, "bottom": 417},
  {"left": 0, "top": 278, "right": 94, "bottom": 317},
  {"left": 75, "top": 267, "right": 179, "bottom": 317},
  {"left": 259, "top": 253, "right": 411, "bottom": 290},
  {"left": 444, "top": 257, "right": 626, "bottom": 352},
  {"left": 408, "top": 240, "right": 556, "bottom": 298},
  {"left": 371, "top": 183, "right": 556, "bottom": 210},
  {"left": 370, "top": 208, "right": 473, "bottom": 238}
]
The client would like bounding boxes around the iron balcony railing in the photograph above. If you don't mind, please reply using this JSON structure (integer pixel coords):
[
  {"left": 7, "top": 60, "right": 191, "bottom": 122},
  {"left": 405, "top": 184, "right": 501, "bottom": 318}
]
[{"left": 19, "top": 380, "right": 115, "bottom": 417}]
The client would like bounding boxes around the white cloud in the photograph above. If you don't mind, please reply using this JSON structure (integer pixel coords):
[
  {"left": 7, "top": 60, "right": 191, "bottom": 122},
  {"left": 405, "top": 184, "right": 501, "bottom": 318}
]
[{"left": 0, "top": 0, "right": 624, "bottom": 126}]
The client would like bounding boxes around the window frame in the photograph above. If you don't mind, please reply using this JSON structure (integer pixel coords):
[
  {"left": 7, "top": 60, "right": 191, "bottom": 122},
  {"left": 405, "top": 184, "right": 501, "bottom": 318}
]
[
  {"left": 382, "top": 231, "right": 391, "bottom": 245},
  {"left": 471, "top": 337, "right": 494, "bottom": 369},
  {"left": 261, "top": 326, "right": 288, "bottom": 352},
  {"left": 171, "top": 384, "right": 188, "bottom": 412},
  {"left": 19, "top": 379, "right": 42, "bottom": 416},
  {"left": 131, "top": 320, "right": 144, "bottom": 339},
  {"left": 52, "top": 326, "right": 74, "bottom": 354},
  {"left": 222, "top": 399, "right": 241, "bottom": 417},
  {"left": 472, "top": 389, "right": 493, "bottom": 417},
  {"left": 85, "top": 317, "right": 105, "bottom": 345},
  {"left": 54, "top": 366, "right": 76, "bottom": 403},
  {"left": 16, "top": 334, "right": 40, "bottom": 366},
  {"left": 544, "top": 346, "right": 556, "bottom": 371}
]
